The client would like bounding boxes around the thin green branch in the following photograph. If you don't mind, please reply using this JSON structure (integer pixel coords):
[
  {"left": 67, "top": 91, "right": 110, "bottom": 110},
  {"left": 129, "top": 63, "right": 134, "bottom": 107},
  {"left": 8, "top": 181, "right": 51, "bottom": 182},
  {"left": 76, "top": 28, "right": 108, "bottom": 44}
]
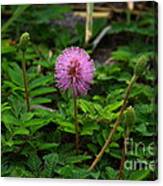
[
  {"left": 22, "top": 51, "right": 30, "bottom": 111},
  {"left": 73, "top": 92, "right": 80, "bottom": 153},
  {"left": 88, "top": 74, "right": 137, "bottom": 171}
]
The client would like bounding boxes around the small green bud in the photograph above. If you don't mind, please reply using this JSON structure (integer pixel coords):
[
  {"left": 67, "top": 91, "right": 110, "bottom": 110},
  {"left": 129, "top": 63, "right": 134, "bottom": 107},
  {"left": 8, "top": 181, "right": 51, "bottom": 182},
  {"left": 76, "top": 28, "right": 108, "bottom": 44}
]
[
  {"left": 134, "top": 55, "right": 148, "bottom": 77},
  {"left": 124, "top": 106, "right": 136, "bottom": 134},
  {"left": 18, "top": 32, "right": 30, "bottom": 51}
]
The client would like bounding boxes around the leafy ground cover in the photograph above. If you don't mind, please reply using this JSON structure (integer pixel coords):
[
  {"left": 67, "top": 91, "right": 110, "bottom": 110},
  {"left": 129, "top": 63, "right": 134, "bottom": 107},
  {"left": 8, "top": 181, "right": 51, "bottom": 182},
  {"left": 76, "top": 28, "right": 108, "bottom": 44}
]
[{"left": 1, "top": 2, "right": 157, "bottom": 180}]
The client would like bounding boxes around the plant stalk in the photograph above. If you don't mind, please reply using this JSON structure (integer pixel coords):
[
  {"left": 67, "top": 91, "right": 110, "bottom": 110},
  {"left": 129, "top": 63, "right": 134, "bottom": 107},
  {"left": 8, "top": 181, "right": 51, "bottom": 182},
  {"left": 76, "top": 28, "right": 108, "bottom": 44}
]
[
  {"left": 85, "top": 3, "right": 94, "bottom": 45},
  {"left": 73, "top": 92, "right": 80, "bottom": 153},
  {"left": 22, "top": 51, "right": 30, "bottom": 111},
  {"left": 118, "top": 132, "right": 128, "bottom": 179},
  {"left": 88, "top": 74, "right": 137, "bottom": 171},
  {"left": 118, "top": 106, "right": 135, "bottom": 179},
  {"left": 127, "top": 1, "right": 134, "bottom": 25}
]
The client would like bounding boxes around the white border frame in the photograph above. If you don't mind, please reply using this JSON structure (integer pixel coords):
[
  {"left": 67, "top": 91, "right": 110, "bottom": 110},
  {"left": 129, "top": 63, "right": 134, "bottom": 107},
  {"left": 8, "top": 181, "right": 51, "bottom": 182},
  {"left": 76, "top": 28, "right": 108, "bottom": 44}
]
[{"left": 1, "top": 0, "right": 162, "bottom": 186}]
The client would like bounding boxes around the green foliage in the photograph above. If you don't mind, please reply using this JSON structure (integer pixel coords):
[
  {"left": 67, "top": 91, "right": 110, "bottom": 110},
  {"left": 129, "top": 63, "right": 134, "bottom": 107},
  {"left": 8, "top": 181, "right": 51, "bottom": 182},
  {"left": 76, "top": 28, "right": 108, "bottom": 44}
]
[
  {"left": 42, "top": 153, "right": 59, "bottom": 177},
  {"left": 1, "top": 2, "right": 157, "bottom": 180},
  {"left": 134, "top": 55, "right": 148, "bottom": 77},
  {"left": 128, "top": 170, "right": 151, "bottom": 180},
  {"left": 105, "top": 166, "right": 118, "bottom": 179}
]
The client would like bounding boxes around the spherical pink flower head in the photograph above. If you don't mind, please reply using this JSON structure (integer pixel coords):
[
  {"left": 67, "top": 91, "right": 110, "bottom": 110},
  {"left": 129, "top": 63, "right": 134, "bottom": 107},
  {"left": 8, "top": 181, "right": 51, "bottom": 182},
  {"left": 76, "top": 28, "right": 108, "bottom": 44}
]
[{"left": 55, "top": 47, "right": 95, "bottom": 96}]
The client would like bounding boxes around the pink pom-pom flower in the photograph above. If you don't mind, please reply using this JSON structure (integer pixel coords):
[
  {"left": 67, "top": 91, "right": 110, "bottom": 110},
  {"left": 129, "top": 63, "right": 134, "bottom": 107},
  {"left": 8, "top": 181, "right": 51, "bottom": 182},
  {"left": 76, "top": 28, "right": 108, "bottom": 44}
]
[{"left": 55, "top": 47, "right": 95, "bottom": 96}]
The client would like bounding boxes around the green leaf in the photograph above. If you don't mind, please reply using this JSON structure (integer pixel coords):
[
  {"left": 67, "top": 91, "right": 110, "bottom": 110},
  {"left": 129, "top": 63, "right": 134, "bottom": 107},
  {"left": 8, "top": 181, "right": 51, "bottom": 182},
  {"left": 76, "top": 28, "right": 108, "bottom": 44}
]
[
  {"left": 97, "top": 133, "right": 105, "bottom": 146},
  {"left": 3, "top": 81, "right": 24, "bottom": 91},
  {"left": 131, "top": 84, "right": 154, "bottom": 99},
  {"left": 30, "top": 87, "right": 56, "bottom": 97},
  {"left": 57, "top": 165, "right": 89, "bottom": 179},
  {"left": 57, "top": 165, "right": 73, "bottom": 178},
  {"left": 7, "top": 63, "right": 23, "bottom": 87},
  {"left": 14, "top": 128, "right": 30, "bottom": 135},
  {"left": 65, "top": 155, "right": 91, "bottom": 164},
  {"left": 37, "top": 143, "right": 59, "bottom": 150},
  {"left": 29, "top": 75, "right": 53, "bottom": 90},
  {"left": 23, "top": 118, "right": 49, "bottom": 127},
  {"left": 110, "top": 142, "right": 119, "bottom": 148},
  {"left": 102, "top": 128, "right": 109, "bottom": 140},
  {"left": 104, "top": 101, "right": 123, "bottom": 112},
  {"left": 20, "top": 112, "right": 34, "bottom": 121},
  {"left": 112, "top": 47, "right": 133, "bottom": 62},
  {"left": 90, "top": 171, "right": 101, "bottom": 179},
  {"left": 10, "top": 166, "right": 33, "bottom": 177},
  {"left": 4, "top": 139, "right": 14, "bottom": 147},
  {"left": 27, "top": 153, "right": 41, "bottom": 175},
  {"left": 128, "top": 170, "right": 150, "bottom": 180},
  {"left": 109, "top": 149, "right": 122, "bottom": 159},
  {"left": 105, "top": 166, "right": 118, "bottom": 179},
  {"left": 87, "top": 143, "right": 98, "bottom": 154},
  {"left": 56, "top": 121, "right": 75, "bottom": 134},
  {"left": 135, "top": 123, "right": 154, "bottom": 136},
  {"left": 43, "top": 153, "right": 59, "bottom": 177},
  {"left": 31, "top": 97, "right": 52, "bottom": 105},
  {"left": 81, "top": 122, "right": 99, "bottom": 135},
  {"left": 100, "top": 101, "right": 123, "bottom": 121},
  {"left": 78, "top": 99, "right": 95, "bottom": 114},
  {"left": 33, "top": 60, "right": 52, "bottom": 68},
  {"left": 2, "top": 112, "right": 17, "bottom": 131},
  {"left": 1, "top": 103, "right": 11, "bottom": 112},
  {"left": 33, "top": 108, "right": 54, "bottom": 118},
  {"left": 20, "top": 118, "right": 51, "bottom": 134}
]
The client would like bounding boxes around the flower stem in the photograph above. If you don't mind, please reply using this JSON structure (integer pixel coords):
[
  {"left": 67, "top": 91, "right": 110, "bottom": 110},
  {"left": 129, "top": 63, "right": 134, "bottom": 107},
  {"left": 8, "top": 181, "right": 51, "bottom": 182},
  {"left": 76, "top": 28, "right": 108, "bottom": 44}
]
[
  {"left": 22, "top": 51, "right": 30, "bottom": 111},
  {"left": 88, "top": 74, "right": 137, "bottom": 171},
  {"left": 73, "top": 92, "right": 80, "bottom": 153}
]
